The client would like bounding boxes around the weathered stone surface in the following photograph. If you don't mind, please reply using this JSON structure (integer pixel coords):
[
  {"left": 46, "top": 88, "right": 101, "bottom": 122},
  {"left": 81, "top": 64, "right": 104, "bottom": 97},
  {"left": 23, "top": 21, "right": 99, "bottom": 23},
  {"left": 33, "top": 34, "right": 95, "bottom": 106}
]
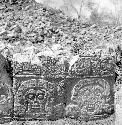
[{"left": 0, "top": 54, "right": 13, "bottom": 124}]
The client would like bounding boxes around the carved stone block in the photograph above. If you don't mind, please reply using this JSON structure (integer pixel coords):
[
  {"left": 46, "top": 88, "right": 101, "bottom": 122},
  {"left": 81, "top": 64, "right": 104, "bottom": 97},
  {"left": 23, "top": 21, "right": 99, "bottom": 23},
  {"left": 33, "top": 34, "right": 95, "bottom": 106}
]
[
  {"left": 65, "top": 77, "right": 115, "bottom": 121},
  {"left": 12, "top": 56, "right": 115, "bottom": 122},
  {"left": 69, "top": 57, "right": 91, "bottom": 78},
  {"left": 13, "top": 73, "right": 66, "bottom": 121}
]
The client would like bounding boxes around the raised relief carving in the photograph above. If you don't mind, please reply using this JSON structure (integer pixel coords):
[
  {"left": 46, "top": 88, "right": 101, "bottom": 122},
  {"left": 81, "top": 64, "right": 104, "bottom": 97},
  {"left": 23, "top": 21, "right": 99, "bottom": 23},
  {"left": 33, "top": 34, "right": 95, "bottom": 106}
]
[
  {"left": 14, "top": 78, "right": 66, "bottom": 120},
  {"left": 91, "top": 57, "right": 115, "bottom": 77},
  {"left": 12, "top": 56, "right": 115, "bottom": 122},
  {"left": 66, "top": 78, "right": 111, "bottom": 120},
  {"left": 69, "top": 57, "right": 91, "bottom": 77},
  {"left": 69, "top": 56, "right": 115, "bottom": 78},
  {"left": 14, "top": 79, "right": 48, "bottom": 119},
  {"left": 13, "top": 62, "right": 41, "bottom": 76}
]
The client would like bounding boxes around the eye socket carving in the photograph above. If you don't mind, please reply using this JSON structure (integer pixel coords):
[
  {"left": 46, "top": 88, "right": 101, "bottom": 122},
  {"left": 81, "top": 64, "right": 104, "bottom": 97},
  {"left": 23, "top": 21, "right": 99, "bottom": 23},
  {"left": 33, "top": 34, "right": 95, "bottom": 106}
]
[
  {"left": 26, "top": 93, "right": 35, "bottom": 100},
  {"left": 36, "top": 89, "right": 46, "bottom": 100},
  {"left": 25, "top": 92, "right": 46, "bottom": 100},
  {"left": 36, "top": 93, "right": 45, "bottom": 100}
]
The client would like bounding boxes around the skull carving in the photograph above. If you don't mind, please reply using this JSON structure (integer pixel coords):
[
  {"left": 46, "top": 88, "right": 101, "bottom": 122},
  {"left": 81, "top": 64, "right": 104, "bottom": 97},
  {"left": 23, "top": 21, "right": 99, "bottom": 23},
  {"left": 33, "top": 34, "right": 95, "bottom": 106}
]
[
  {"left": 25, "top": 88, "right": 46, "bottom": 113},
  {"left": 15, "top": 79, "right": 48, "bottom": 117}
]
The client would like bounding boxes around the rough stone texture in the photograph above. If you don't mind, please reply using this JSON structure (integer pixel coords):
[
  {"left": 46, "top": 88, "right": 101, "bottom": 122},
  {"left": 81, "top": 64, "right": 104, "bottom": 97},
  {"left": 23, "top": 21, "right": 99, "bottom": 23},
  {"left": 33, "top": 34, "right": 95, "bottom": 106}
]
[{"left": 0, "top": 53, "right": 13, "bottom": 124}]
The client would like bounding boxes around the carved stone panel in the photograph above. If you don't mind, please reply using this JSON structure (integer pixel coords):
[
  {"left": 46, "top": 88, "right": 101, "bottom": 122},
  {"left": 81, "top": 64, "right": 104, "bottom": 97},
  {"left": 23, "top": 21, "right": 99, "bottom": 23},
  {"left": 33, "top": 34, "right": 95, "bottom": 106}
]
[
  {"left": 65, "top": 77, "right": 115, "bottom": 121},
  {"left": 12, "top": 56, "right": 115, "bottom": 122},
  {"left": 14, "top": 78, "right": 48, "bottom": 120},
  {"left": 91, "top": 57, "right": 115, "bottom": 77},
  {"left": 69, "top": 57, "right": 91, "bottom": 77},
  {"left": 13, "top": 77, "right": 66, "bottom": 121}
]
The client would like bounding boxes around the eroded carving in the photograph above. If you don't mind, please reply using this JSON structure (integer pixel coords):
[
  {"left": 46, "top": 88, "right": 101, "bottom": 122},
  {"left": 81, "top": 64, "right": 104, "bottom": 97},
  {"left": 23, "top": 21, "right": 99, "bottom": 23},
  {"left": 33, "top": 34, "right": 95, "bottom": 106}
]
[
  {"left": 14, "top": 78, "right": 66, "bottom": 120},
  {"left": 91, "top": 57, "right": 115, "bottom": 76},
  {"left": 69, "top": 57, "right": 91, "bottom": 76},
  {"left": 66, "top": 78, "right": 111, "bottom": 119},
  {"left": 14, "top": 79, "right": 48, "bottom": 118}
]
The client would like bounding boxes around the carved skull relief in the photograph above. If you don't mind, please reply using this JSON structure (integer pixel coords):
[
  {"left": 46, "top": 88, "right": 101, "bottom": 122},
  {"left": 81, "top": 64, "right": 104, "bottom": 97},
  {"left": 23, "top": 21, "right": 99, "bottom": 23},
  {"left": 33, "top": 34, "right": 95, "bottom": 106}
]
[
  {"left": 66, "top": 78, "right": 110, "bottom": 117},
  {"left": 14, "top": 79, "right": 48, "bottom": 117},
  {"left": 25, "top": 88, "right": 46, "bottom": 113}
]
